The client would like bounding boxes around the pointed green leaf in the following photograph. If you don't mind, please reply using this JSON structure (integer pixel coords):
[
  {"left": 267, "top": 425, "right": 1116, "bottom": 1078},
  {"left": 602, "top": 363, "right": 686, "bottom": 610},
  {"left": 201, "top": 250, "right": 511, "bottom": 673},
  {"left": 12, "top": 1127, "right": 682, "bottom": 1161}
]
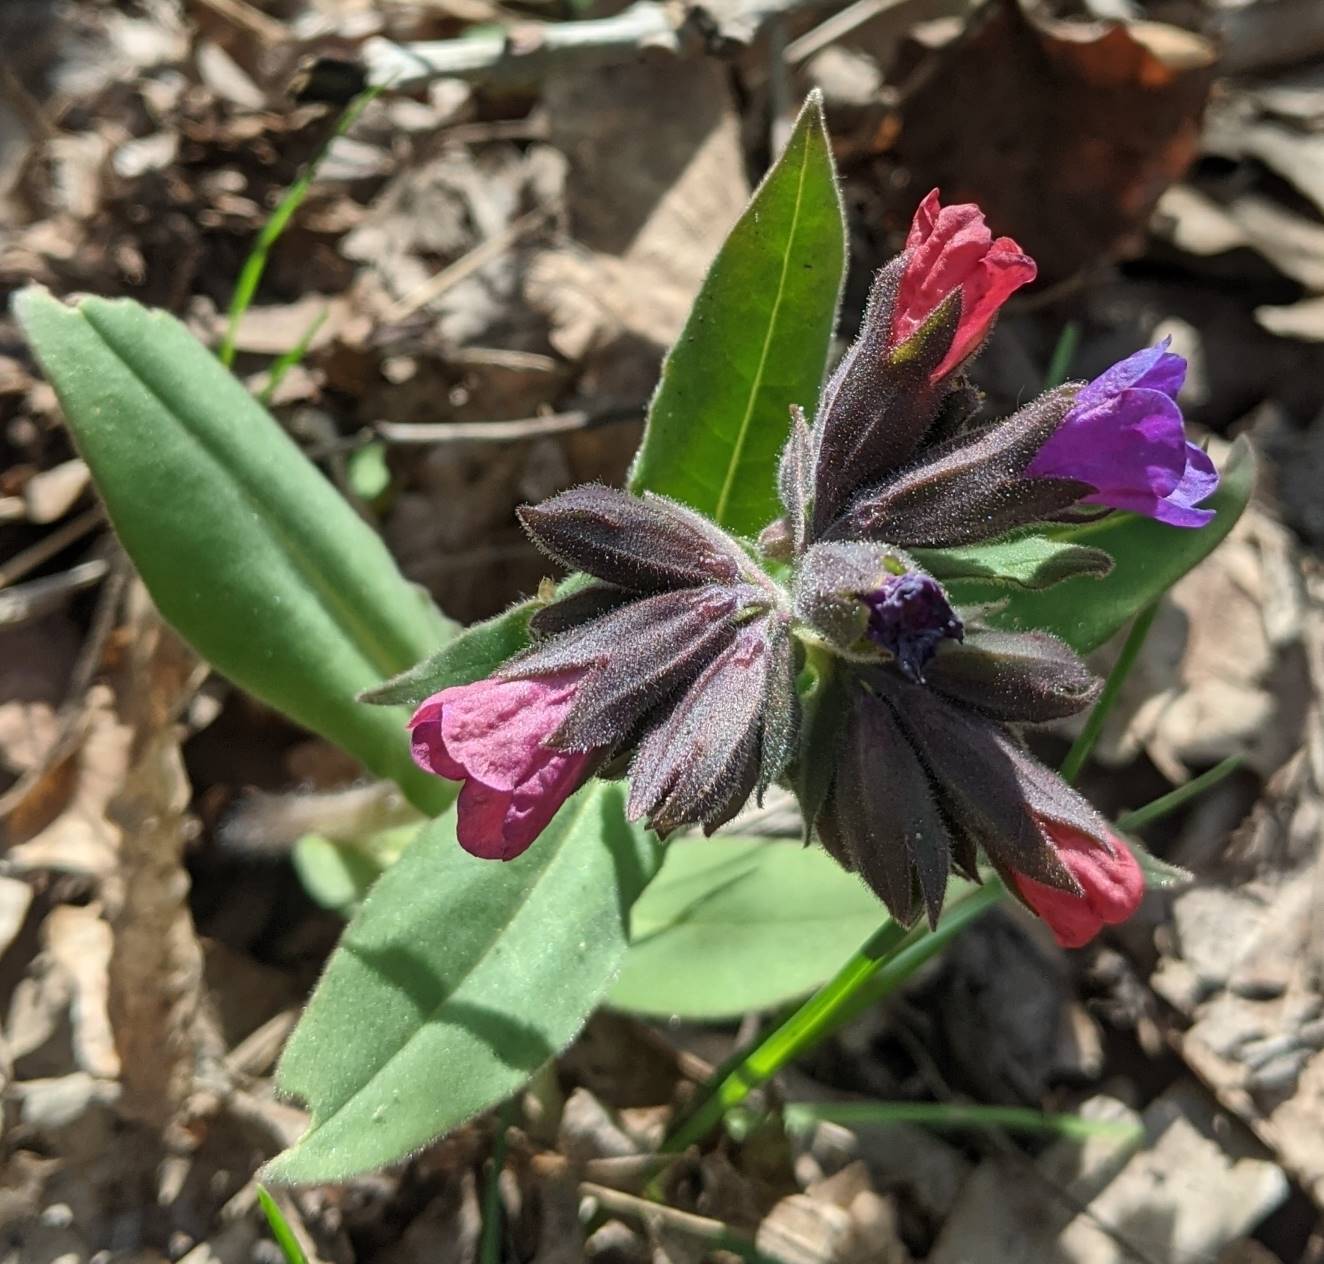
[
  {"left": 916, "top": 535, "right": 1113, "bottom": 594},
  {"left": 988, "top": 438, "right": 1254, "bottom": 653},
  {"left": 266, "top": 783, "right": 658, "bottom": 1183},
  {"left": 13, "top": 287, "right": 452, "bottom": 813},
  {"left": 610, "top": 837, "right": 883, "bottom": 1020},
  {"left": 627, "top": 91, "right": 845, "bottom": 538},
  {"left": 1122, "top": 837, "right": 1192, "bottom": 891},
  {"left": 361, "top": 600, "right": 538, "bottom": 707}
]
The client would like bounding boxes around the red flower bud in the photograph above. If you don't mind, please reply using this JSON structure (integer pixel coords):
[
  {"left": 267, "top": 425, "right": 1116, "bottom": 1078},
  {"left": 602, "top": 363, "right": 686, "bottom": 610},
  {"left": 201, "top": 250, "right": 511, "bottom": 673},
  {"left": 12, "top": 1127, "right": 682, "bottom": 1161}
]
[
  {"left": 1013, "top": 822, "right": 1145, "bottom": 948},
  {"left": 892, "top": 189, "right": 1037, "bottom": 380}
]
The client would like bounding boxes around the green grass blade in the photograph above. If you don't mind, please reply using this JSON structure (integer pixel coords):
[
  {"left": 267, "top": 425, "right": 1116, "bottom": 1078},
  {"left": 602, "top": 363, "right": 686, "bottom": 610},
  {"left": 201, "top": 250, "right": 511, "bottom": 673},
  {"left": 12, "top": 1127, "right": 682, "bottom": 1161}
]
[
  {"left": 259, "top": 306, "right": 329, "bottom": 404},
  {"left": 782, "top": 1100, "right": 1142, "bottom": 1142},
  {"left": 221, "top": 90, "right": 378, "bottom": 367},
  {"left": 1116, "top": 754, "right": 1245, "bottom": 832},
  {"left": 1060, "top": 601, "right": 1158, "bottom": 785},
  {"left": 256, "top": 1187, "right": 308, "bottom": 1264}
]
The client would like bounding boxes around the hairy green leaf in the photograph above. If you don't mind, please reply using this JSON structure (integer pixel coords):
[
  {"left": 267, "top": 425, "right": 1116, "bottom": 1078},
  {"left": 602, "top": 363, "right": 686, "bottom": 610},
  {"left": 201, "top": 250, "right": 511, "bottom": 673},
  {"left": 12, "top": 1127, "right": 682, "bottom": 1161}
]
[
  {"left": 362, "top": 600, "right": 538, "bottom": 707},
  {"left": 266, "top": 783, "right": 658, "bottom": 1183},
  {"left": 627, "top": 91, "right": 845, "bottom": 538},
  {"left": 989, "top": 438, "right": 1254, "bottom": 653},
  {"left": 14, "top": 288, "right": 452, "bottom": 813},
  {"left": 917, "top": 534, "right": 1113, "bottom": 594},
  {"left": 610, "top": 837, "right": 882, "bottom": 1020}
]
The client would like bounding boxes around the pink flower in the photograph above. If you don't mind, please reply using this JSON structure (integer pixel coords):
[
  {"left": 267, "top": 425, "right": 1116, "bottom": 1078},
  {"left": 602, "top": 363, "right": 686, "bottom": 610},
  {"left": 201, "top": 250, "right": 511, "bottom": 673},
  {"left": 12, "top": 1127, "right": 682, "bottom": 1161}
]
[
  {"left": 408, "top": 668, "right": 595, "bottom": 861},
  {"left": 1013, "top": 822, "right": 1145, "bottom": 948},
  {"left": 891, "top": 189, "right": 1037, "bottom": 381}
]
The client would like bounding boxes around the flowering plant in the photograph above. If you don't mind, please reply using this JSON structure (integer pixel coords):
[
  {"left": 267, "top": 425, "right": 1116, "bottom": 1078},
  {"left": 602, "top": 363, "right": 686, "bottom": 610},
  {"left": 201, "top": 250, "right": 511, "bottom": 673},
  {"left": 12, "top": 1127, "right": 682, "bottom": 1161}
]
[{"left": 16, "top": 93, "right": 1251, "bottom": 1185}]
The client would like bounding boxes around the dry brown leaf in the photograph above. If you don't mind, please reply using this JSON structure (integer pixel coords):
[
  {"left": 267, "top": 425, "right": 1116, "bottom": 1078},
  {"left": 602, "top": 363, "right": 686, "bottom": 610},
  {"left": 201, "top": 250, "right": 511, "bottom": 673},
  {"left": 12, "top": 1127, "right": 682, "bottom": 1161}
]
[{"left": 860, "top": 0, "right": 1216, "bottom": 283}]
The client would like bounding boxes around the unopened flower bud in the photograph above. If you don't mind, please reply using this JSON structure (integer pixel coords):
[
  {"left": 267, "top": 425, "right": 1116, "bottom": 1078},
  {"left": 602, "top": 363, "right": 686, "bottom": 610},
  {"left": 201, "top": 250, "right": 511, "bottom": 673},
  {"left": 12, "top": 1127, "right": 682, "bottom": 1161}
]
[{"left": 859, "top": 572, "right": 963, "bottom": 683}]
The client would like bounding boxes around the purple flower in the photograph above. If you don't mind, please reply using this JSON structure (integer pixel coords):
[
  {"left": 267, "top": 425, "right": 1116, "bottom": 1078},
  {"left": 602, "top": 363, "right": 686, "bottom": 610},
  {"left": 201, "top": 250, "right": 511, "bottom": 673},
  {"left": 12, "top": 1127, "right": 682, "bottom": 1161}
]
[
  {"left": 859, "top": 572, "right": 963, "bottom": 683},
  {"left": 1026, "top": 340, "right": 1219, "bottom": 528}
]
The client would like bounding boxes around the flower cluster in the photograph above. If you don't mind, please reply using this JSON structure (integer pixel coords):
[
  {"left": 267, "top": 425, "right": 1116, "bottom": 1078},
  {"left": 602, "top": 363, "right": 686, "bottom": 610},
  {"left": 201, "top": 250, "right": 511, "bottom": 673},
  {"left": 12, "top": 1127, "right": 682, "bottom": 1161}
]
[{"left": 408, "top": 189, "right": 1209, "bottom": 947}]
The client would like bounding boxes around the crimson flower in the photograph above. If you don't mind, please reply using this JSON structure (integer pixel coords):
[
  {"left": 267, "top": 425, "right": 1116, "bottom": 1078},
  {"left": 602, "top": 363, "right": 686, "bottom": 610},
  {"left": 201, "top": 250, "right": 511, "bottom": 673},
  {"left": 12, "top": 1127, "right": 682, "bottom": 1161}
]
[
  {"left": 891, "top": 188, "right": 1037, "bottom": 381},
  {"left": 1011, "top": 822, "right": 1145, "bottom": 948}
]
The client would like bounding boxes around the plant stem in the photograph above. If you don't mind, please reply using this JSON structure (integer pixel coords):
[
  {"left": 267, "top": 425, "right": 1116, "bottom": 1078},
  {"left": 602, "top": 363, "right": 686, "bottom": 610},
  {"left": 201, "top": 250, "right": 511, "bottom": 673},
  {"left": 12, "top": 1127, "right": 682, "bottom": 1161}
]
[
  {"left": 1116, "top": 753, "right": 1244, "bottom": 832},
  {"left": 1060, "top": 602, "right": 1158, "bottom": 786},
  {"left": 479, "top": 1105, "right": 513, "bottom": 1264},
  {"left": 829, "top": 879, "right": 1003, "bottom": 1030},
  {"left": 662, "top": 918, "right": 909, "bottom": 1154}
]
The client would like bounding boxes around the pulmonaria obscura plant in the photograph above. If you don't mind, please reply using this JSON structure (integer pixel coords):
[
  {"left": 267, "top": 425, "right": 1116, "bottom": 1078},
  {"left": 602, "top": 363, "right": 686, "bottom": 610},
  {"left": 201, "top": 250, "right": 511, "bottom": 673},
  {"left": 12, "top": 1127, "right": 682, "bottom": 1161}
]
[
  {"left": 405, "top": 184, "right": 1215, "bottom": 948},
  {"left": 20, "top": 91, "right": 1251, "bottom": 1183}
]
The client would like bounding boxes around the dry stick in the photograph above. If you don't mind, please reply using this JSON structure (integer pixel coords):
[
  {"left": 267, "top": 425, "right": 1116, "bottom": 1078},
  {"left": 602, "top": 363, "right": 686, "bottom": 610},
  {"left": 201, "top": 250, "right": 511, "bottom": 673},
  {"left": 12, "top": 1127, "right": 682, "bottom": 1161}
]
[
  {"left": 580, "top": 1183, "right": 769, "bottom": 1258},
  {"left": 0, "top": 506, "right": 104, "bottom": 590},
  {"left": 783, "top": 0, "right": 909, "bottom": 64},
  {"left": 381, "top": 208, "right": 550, "bottom": 323},
  {"left": 0, "top": 559, "right": 110, "bottom": 628},
  {"left": 0, "top": 556, "right": 128, "bottom": 824},
  {"left": 190, "top": 0, "right": 288, "bottom": 44},
  {"left": 374, "top": 404, "right": 644, "bottom": 445},
  {"left": 360, "top": 0, "right": 835, "bottom": 88}
]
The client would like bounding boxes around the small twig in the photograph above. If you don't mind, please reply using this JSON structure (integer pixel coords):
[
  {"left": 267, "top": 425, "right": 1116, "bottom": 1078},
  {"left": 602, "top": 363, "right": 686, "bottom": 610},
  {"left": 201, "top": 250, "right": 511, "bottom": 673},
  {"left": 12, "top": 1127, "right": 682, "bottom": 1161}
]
[
  {"left": 225, "top": 1009, "right": 300, "bottom": 1080},
  {"left": 0, "top": 506, "right": 104, "bottom": 590},
  {"left": 579, "top": 1182, "right": 766, "bottom": 1256},
  {"left": 374, "top": 404, "right": 643, "bottom": 445},
  {"left": 0, "top": 554, "right": 128, "bottom": 826},
  {"left": 381, "top": 208, "right": 550, "bottom": 323},
  {"left": 0, "top": 558, "right": 109, "bottom": 627},
  {"left": 190, "top": 0, "right": 288, "bottom": 45},
  {"left": 783, "top": 0, "right": 908, "bottom": 64},
  {"left": 361, "top": 0, "right": 832, "bottom": 89}
]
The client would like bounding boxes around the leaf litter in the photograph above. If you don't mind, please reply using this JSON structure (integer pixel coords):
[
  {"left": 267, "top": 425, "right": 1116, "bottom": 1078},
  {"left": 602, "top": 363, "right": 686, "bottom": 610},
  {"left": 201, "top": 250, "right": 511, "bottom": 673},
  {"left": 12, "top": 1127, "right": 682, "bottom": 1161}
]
[{"left": 0, "top": 0, "right": 1323, "bottom": 1260}]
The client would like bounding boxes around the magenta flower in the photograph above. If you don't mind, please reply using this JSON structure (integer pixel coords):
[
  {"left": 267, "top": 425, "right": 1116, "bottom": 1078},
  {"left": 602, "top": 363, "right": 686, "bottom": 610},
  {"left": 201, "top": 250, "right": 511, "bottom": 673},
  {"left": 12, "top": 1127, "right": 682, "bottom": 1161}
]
[
  {"left": 1012, "top": 822, "right": 1145, "bottom": 948},
  {"left": 1027, "top": 341, "right": 1219, "bottom": 528},
  {"left": 409, "top": 668, "right": 596, "bottom": 861},
  {"left": 891, "top": 189, "right": 1037, "bottom": 380}
]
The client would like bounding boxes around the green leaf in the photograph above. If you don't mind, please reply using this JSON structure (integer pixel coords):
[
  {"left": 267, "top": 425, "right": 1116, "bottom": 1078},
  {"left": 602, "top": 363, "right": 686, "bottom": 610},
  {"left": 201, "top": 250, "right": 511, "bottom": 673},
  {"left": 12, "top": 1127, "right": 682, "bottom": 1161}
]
[
  {"left": 627, "top": 91, "right": 845, "bottom": 538},
  {"left": 14, "top": 288, "right": 453, "bottom": 814},
  {"left": 917, "top": 534, "right": 1113, "bottom": 594},
  {"left": 1122, "top": 837, "right": 1192, "bottom": 891},
  {"left": 292, "top": 825, "right": 418, "bottom": 915},
  {"left": 610, "top": 837, "right": 884, "bottom": 1020},
  {"left": 361, "top": 599, "right": 537, "bottom": 707},
  {"left": 987, "top": 438, "right": 1254, "bottom": 653},
  {"left": 265, "top": 782, "right": 658, "bottom": 1183}
]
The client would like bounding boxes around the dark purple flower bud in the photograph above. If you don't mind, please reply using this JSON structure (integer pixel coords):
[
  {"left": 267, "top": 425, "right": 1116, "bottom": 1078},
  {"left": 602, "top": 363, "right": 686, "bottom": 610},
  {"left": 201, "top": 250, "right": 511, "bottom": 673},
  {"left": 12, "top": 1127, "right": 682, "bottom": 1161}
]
[
  {"left": 818, "top": 688, "right": 952, "bottom": 926},
  {"left": 517, "top": 484, "right": 752, "bottom": 592},
  {"left": 813, "top": 668, "right": 1122, "bottom": 928},
  {"left": 1026, "top": 341, "right": 1220, "bottom": 528},
  {"left": 825, "top": 388, "right": 1090, "bottom": 548},
  {"left": 777, "top": 405, "right": 814, "bottom": 556},
  {"left": 859, "top": 572, "right": 963, "bottom": 683},
  {"left": 809, "top": 258, "right": 961, "bottom": 535},
  {"left": 504, "top": 583, "right": 754, "bottom": 751},
  {"left": 528, "top": 581, "right": 632, "bottom": 639},
  {"left": 925, "top": 629, "right": 1099, "bottom": 723},
  {"left": 627, "top": 617, "right": 796, "bottom": 836}
]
